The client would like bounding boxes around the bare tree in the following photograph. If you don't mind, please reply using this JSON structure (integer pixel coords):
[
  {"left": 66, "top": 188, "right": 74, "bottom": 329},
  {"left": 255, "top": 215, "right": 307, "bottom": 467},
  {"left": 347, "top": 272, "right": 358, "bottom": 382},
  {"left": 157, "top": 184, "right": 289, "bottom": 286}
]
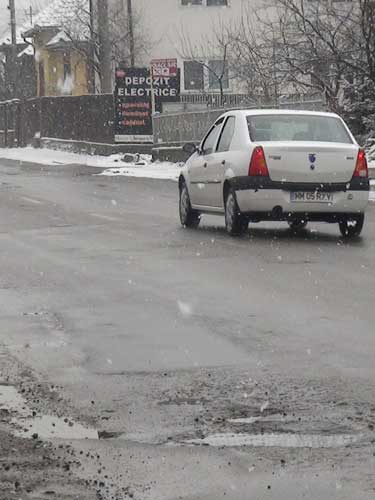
[
  {"left": 247, "top": 0, "right": 375, "bottom": 112},
  {"left": 229, "top": 5, "right": 285, "bottom": 105},
  {"left": 177, "top": 19, "right": 233, "bottom": 106},
  {"left": 0, "top": 55, "right": 8, "bottom": 100},
  {"left": 109, "top": 1, "right": 150, "bottom": 68},
  {"left": 267, "top": 0, "right": 356, "bottom": 111}
]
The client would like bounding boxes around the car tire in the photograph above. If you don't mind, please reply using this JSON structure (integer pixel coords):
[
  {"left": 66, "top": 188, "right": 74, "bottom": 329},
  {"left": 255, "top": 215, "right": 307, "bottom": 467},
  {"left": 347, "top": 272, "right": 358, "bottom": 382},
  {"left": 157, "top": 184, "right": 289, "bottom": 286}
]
[
  {"left": 288, "top": 219, "right": 308, "bottom": 232},
  {"left": 339, "top": 214, "right": 364, "bottom": 238},
  {"left": 225, "top": 188, "right": 248, "bottom": 236},
  {"left": 179, "top": 182, "right": 200, "bottom": 228}
]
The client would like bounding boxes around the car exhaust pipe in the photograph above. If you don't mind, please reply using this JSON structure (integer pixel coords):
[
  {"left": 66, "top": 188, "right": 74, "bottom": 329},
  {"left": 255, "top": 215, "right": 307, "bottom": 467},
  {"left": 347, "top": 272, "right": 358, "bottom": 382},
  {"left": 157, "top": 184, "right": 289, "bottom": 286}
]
[{"left": 271, "top": 206, "right": 283, "bottom": 219}]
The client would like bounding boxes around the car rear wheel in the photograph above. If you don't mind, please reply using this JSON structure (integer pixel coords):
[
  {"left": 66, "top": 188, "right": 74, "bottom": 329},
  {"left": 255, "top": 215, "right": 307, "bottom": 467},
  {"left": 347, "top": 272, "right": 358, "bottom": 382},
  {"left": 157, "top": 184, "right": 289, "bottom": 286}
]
[
  {"left": 225, "top": 188, "right": 248, "bottom": 236},
  {"left": 288, "top": 219, "right": 308, "bottom": 232},
  {"left": 179, "top": 182, "right": 200, "bottom": 228},
  {"left": 339, "top": 214, "right": 364, "bottom": 238}
]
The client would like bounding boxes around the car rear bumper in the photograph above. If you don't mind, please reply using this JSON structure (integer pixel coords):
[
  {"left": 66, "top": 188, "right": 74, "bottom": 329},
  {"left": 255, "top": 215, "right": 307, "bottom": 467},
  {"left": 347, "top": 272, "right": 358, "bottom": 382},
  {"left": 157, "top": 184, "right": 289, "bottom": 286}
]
[{"left": 233, "top": 176, "right": 369, "bottom": 219}]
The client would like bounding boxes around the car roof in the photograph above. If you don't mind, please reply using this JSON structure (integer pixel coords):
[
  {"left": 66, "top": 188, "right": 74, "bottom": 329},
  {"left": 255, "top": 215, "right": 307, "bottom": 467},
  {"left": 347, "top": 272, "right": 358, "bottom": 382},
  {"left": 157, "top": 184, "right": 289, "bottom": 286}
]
[{"left": 219, "top": 109, "right": 340, "bottom": 119}]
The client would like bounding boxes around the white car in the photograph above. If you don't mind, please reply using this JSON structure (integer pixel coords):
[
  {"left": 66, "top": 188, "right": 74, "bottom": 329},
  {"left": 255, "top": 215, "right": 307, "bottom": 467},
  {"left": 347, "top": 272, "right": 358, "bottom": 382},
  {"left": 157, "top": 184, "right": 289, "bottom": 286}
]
[{"left": 179, "top": 109, "right": 369, "bottom": 238}]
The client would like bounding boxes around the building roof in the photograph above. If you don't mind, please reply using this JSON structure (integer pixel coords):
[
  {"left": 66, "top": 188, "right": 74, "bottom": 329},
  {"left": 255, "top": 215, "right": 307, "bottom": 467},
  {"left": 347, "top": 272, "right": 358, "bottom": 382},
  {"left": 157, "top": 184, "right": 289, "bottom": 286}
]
[
  {"left": 46, "top": 30, "right": 74, "bottom": 47},
  {"left": 17, "top": 44, "right": 34, "bottom": 58}
]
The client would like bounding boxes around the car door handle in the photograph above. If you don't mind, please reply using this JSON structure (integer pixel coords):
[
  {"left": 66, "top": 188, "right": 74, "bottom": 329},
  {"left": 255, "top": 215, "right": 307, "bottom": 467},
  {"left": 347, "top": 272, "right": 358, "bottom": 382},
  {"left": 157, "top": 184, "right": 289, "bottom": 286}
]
[
  {"left": 221, "top": 160, "right": 226, "bottom": 166},
  {"left": 203, "top": 162, "right": 207, "bottom": 168}
]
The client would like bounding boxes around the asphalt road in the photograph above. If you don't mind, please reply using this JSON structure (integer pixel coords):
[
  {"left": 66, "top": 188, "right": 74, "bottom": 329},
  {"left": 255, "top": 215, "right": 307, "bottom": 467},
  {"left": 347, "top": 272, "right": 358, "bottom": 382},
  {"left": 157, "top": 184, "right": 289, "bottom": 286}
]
[{"left": 0, "top": 158, "right": 374, "bottom": 500}]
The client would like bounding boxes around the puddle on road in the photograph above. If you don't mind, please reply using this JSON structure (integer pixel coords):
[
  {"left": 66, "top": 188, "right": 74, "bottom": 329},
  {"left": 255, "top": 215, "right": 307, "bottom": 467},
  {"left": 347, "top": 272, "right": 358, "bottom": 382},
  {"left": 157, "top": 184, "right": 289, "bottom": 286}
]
[
  {"left": 184, "top": 432, "right": 365, "bottom": 449},
  {"left": 0, "top": 384, "right": 31, "bottom": 418},
  {"left": 0, "top": 383, "right": 98, "bottom": 441},
  {"left": 227, "top": 417, "right": 260, "bottom": 425},
  {"left": 15, "top": 415, "right": 98, "bottom": 440}
]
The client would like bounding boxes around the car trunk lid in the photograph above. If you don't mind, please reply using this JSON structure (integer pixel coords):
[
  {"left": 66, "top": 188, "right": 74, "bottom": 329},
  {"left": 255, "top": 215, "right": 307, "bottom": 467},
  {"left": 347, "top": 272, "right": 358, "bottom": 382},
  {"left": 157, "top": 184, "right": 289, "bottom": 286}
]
[{"left": 261, "top": 142, "right": 358, "bottom": 183}]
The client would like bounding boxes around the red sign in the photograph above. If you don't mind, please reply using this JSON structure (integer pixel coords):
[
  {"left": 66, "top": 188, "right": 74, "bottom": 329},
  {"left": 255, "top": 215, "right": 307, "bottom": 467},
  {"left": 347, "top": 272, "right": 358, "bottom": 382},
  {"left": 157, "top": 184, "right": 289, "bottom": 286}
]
[{"left": 151, "top": 58, "right": 178, "bottom": 77}]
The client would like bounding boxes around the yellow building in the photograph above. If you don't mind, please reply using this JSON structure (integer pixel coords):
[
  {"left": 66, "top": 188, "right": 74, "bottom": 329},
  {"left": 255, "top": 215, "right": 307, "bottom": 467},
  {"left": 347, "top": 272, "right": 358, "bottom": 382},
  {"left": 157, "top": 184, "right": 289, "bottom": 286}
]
[{"left": 23, "top": 25, "right": 92, "bottom": 97}]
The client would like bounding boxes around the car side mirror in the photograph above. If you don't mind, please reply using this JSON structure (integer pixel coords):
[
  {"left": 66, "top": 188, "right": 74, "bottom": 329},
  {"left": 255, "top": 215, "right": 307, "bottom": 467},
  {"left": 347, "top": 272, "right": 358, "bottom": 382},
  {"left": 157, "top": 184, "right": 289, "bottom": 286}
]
[{"left": 182, "top": 143, "right": 197, "bottom": 155}]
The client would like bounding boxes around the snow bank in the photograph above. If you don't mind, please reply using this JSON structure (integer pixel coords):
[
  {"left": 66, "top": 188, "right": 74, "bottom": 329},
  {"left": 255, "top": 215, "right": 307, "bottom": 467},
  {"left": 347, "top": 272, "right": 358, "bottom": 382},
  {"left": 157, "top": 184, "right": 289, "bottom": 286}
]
[
  {"left": 99, "top": 162, "right": 181, "bottom": 181},
  {"left": 0, "top": 146, "right": 94, "bottom": 166},
  {"left": 0, "top": 147, "right": 182, "bottom": 181}
]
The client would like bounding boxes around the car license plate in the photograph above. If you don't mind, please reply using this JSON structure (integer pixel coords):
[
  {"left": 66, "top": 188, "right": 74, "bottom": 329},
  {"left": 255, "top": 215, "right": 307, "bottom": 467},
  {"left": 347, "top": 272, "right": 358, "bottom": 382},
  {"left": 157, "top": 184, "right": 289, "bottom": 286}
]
[{"left": 290, "top": 192, "right": 333, "bottom": 203}]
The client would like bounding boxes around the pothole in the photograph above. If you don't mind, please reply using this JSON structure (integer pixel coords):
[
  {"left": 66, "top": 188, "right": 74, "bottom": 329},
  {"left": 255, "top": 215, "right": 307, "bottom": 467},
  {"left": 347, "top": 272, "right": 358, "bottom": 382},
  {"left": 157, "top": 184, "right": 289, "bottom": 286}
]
[
  {"left": 227, "top": 417, "right": 260, "bottom": 425},
  {"left": 182, "top": 432, "right": 366, "bottom": 449},
  {"left": 15, "top": 414, "right": 98, "bottom": 440}
]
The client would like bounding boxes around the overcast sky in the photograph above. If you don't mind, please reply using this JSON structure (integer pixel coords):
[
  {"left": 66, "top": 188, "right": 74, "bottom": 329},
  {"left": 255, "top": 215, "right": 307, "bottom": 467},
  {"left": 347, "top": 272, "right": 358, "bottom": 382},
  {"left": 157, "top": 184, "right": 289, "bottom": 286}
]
[{"left": 0, "top": 0, "right": 49, "bottom": 41}]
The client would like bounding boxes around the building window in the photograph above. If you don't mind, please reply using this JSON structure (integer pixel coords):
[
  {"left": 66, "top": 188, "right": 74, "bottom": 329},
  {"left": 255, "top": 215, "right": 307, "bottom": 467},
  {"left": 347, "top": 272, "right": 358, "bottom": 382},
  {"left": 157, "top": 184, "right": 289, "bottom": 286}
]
[
  {"left": 184, "top": 61, "right": 204, "bottom": 90},
  {"left": 39, "top": 61, "right": 45, "bottom": 96},
  {"left": 181, "top": 0, "right": 202, "bottom": 5},
  {"left": 184, "top": 59, "right": 230, "bottom": 92},
  {"left": 207, "top": 0, "right": 228, "bottom": 5},
  {"left": 181, "top": 0, "right": 227, "bottom": 5},
  {"left": 208, "top": 60, "right": 229, "bottom": 90},
  {"left": 63, "top": 53, "right": 71, "bottom": 80},
  {"left": 217, "top": 116, "right": 235, "bottom": 152}
]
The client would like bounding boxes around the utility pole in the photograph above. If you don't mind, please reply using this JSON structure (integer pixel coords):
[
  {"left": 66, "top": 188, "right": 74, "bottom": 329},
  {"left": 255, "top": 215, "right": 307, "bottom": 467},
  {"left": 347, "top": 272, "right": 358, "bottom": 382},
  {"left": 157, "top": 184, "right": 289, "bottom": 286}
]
[
  {"left": 88, "top": 0, "right": 96, "bottom": 92},
  {"left": 97, "top": 0, "right": 112, "bottom": 93},
  {"left": 8, "top": 0, "right": 18, "bottom": 97},
  {"left": 122, "top": 0, "right": 135, "bottom": 67},
  {"left": 127, "top": 0, "right": 135, "bottom": 67}
]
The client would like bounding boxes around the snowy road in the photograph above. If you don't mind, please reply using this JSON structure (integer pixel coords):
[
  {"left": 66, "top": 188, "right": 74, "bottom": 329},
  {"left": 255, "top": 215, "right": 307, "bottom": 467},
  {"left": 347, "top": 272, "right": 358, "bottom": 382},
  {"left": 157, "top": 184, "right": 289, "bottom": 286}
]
[{"left": 0, "top": 158, "right": 374, "bottom": 499}]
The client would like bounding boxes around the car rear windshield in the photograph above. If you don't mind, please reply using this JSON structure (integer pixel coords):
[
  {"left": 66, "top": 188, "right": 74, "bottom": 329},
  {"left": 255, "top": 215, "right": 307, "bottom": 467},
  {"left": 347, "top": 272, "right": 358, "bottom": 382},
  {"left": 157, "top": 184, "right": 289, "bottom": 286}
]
[{"left": 247, "top": 114, "right": 353, "bottom": 144}]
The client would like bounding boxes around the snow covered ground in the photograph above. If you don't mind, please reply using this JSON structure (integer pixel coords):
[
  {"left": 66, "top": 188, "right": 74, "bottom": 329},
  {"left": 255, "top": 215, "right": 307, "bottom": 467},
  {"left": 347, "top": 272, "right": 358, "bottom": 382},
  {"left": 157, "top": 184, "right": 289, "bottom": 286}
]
[
  {"left": 0, "top": 147, "right": 182, "bottom": 181},
  {"left": 99, "top": 160, "right": 182, "bottom": 181}
]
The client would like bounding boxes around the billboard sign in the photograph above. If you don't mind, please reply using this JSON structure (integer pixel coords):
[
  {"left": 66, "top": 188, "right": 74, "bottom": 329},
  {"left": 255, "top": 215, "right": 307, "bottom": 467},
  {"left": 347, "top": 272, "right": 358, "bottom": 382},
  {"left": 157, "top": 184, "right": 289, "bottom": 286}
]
[
  {"left": 151, "top": 58, "right": 178, "bottom": 78},
  {"left": 115, "top": 67, "right": 180, "bottom": 143}
]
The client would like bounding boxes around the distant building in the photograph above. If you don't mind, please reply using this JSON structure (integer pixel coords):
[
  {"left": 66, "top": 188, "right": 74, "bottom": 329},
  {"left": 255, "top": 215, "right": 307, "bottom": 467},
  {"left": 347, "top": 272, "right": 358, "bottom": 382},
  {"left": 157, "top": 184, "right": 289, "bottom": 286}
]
[
  {"left": 0, "top": 0, "right": 93, "bottom": 98},
  {"left": 22, "top": 0, "right": 93, "bottom": 97}
]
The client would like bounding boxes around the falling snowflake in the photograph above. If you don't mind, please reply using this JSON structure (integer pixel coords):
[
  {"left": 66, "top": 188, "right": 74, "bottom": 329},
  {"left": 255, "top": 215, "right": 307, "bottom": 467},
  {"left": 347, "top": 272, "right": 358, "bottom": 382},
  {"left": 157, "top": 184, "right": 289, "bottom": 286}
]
[
  {"left": 260, "top": 401, "right": 269, "bottom": 413},
  {"left": 177, "top": 301, "right": 193, "bottom": 318}
]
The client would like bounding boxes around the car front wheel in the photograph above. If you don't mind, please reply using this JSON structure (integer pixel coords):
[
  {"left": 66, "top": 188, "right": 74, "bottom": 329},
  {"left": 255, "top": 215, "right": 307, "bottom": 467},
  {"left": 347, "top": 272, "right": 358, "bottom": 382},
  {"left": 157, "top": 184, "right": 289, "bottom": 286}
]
[
  {"left": 225, "top": 188, "right": 248, "bottom": 236},
  {"left": 339, "top": 214, "right": 364, "bottom": 238},
  {"left": 179, "top": 182, "right": 200, "bottom": 228}
]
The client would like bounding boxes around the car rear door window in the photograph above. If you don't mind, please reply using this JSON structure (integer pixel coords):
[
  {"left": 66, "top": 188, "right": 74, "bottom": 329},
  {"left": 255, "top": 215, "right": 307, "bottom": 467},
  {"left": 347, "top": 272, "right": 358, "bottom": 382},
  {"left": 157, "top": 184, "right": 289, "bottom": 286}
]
[
  {"left": 201, "top": 118, "right": 224, "bottom": 155},
  {"left": 216, "top": 116, "right": 235, "bottom": 152},
  {"left": 247, "top": 114, "right": 353, "bottom": 144}
]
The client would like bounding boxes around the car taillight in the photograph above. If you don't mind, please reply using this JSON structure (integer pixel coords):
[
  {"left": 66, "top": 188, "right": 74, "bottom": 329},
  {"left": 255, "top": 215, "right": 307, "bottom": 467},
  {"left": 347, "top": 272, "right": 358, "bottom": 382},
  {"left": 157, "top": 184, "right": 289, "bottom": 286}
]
[
  {"left": 353, "top": 149, "right": 368, "bottom": 178},
  {"left": 248, "top": 146, "right": 269, "bottom": 177}
]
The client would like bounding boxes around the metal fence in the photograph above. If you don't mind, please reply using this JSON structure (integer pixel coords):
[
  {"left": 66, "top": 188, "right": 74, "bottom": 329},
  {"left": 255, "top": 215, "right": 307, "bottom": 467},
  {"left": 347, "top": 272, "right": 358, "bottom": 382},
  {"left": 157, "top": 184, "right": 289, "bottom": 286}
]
[
  {"left": 153, "top": 96, "right": 326, "bottom": 148},
  {"left": 179, "top": 92, "right": 326, "bottom": 111}
]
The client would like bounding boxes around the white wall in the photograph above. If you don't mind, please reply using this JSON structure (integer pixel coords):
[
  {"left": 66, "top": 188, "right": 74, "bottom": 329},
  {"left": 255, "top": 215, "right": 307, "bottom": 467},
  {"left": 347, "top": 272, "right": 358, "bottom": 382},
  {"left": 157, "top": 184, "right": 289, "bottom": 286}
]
[{"left": 132, "top": 0, "right": 249, "bottom": 91}]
